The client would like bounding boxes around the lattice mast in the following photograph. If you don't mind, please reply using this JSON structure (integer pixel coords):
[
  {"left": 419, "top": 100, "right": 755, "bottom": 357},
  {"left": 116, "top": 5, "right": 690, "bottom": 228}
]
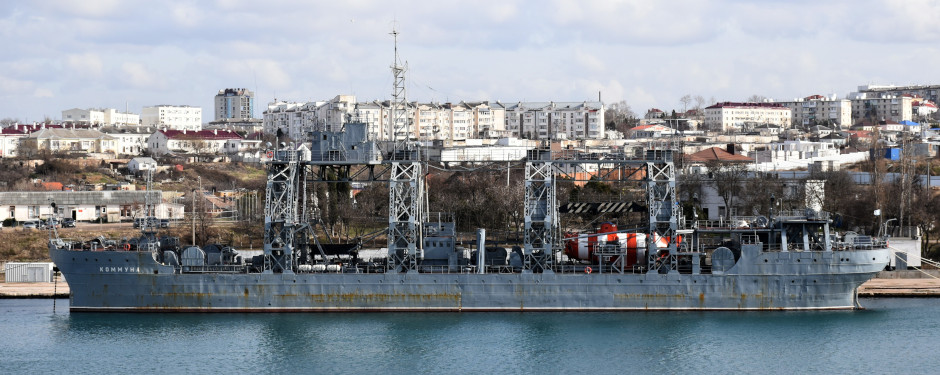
[
  {"left": 263, "top": 148, "right": 306, "bottom": 273},
  {"left": 389, "top": 26, "right": 410, "bottom": 152},
  {"left": 386, "top": 27, "right": 426, "bottom": 272}
]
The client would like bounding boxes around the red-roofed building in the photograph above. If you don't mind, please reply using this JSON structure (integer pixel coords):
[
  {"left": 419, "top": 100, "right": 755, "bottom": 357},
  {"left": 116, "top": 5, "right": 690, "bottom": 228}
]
[
  {"left": 147, "top": 129, "right": 242, "bottom": 156},
  {"left": 703, "top": 102, "right": 791, "bottom": 132},
  {"left": 645, "top": 108, "right": 665, "bottom": 119},
  {"left": 685, "top": 146, "right": 754, "bottom": 164},
  {"left": 914, "top": 100, "right": 938, "bottom": 117}
]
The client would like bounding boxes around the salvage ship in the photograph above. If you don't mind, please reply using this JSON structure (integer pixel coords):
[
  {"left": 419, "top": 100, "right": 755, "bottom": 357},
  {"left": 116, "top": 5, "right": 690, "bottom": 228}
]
[{"left": 49, "top": 122, "right": 890, "bottom": 312}]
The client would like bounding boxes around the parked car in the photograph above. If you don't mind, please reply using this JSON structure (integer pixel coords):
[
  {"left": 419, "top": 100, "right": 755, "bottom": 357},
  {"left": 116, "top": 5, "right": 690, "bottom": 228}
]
[
  {"left": 41, "top": 219, "right": 59, "bottom": 229},
  {"left": 160, "top": 219, "right": 170, "bottom": 228},
  {"left": 62, "top": 218, "right": 76, "bottom": 228},
  {"left": 21, "top": 221, "right": 39, "bottom": 230}
]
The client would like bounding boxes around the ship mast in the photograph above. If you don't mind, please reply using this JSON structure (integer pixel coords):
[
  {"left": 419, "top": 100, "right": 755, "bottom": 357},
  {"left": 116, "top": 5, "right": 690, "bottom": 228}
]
[{"left": 386, "top": 26, "right": 426, "bottom": 273}]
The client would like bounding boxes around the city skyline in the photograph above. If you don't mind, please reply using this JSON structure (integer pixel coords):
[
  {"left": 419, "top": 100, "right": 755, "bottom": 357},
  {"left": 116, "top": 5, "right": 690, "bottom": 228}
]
[{"left": 2, "top": 0, "right": 939, "bottom": 122}]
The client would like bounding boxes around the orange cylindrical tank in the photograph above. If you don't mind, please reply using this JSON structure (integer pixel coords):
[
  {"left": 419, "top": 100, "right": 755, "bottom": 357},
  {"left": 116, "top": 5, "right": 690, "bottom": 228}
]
[{"left": 563, "top": 223, "right": 650, "bottom": 267}]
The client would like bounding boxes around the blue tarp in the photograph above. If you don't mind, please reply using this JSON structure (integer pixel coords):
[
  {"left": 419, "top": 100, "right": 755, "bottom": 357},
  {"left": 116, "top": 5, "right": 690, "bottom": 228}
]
[{"left": 899, "top": 120, "right": 919, "bottom": 126}]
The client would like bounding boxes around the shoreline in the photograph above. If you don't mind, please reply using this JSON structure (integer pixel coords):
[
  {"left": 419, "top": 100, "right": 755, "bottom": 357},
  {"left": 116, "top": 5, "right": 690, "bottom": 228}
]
[{"left": 3, "top": 273, "right": 940, "bottom": 299}]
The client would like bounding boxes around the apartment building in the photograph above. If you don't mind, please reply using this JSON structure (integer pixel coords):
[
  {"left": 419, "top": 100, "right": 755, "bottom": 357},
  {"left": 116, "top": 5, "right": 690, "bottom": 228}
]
[
  {"left": 775, "top": 95, "right": 852, "bottom": 128},
  {"left": 62, "top": 108, "right": 140, "bottom": 126},
  {"left": 858, "top": 84, "right": 940, "bottom": 108},
  {"left": 141, "top": 105, "right": 202, "bottom": 131},
  {"left": 503, "top": 101, "right": 605, "bottom": 140},
  {"left": 263, "top": 96, "right": 509, "bottom": 142},
  {"left": 847, "top": 93, "right": 912, "bottom": 123},
  {"left": 703, "top": 102, "right": 792, "bottom": 132},
  {"left": 214, "top": 88, "right": 255, "bottom": 121}
]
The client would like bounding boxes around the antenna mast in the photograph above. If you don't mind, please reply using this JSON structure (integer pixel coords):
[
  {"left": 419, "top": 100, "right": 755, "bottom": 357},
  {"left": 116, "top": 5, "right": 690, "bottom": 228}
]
[{"left": 390, "top": 26, "right": 411, "bottom": 157}]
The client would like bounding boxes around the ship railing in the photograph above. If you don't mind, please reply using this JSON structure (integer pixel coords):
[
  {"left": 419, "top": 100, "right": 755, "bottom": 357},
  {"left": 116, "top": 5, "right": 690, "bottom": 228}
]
[{"left": 692, "top": 218, "right": 753, "bottom": 229}]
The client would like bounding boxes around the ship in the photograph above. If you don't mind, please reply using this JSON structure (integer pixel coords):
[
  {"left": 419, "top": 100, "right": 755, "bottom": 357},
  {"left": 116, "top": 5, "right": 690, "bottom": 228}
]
[{"left": 48, "top": 123, "right": 891, "bottom": 311}]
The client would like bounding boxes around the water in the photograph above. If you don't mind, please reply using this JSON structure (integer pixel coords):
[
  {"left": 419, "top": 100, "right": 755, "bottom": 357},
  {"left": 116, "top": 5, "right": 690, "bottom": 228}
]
[{"left": 0, "top": 298, "right": 935, "bottom": 374}]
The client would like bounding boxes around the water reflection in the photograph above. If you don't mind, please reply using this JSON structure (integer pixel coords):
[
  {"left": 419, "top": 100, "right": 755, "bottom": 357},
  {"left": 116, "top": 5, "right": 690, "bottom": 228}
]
[{"left": 1, "top": 298, "right": 938, "bottom": 374}]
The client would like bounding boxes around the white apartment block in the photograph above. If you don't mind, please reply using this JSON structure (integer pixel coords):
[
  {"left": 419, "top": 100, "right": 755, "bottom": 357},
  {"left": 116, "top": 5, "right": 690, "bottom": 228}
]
[
  {"left": 847, "top": 93, "right": 912, "bottom": 123},
  {"left": 214, "top": 88, "right": 255, "bottom": 121},
  {"left": 142, "top": 105, "right": 202, "bottom": 131},
  {"left": 775, "top": 95, "right": 852, "bottom": 128},
  {"left": 703, "top": 102, "right": 792, "bottom": 132},
  {"left": 61, "top": 108, "right": 139, "bottom": 126},
  {"left": 503, "top": 101, "right": 605, "bottom": 140},
  {"left": 263, "top": 96, "right": 509, "bottom": 142},
  {"left": 263, "top": 101, "right": 313, "bottom": 141}
]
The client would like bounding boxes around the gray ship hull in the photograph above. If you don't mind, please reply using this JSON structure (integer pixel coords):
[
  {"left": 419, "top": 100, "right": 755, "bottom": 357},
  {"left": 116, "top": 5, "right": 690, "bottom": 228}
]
[{"left": 51, "top": 247, "right": 890, "bottom": 311}]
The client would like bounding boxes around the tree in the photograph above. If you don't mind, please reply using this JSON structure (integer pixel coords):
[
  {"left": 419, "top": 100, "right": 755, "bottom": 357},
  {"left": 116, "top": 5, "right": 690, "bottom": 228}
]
[
  {"left": 0, "top": 118, "right": 19, "bottom": 127},
  {"left": 604, "top": 100, "right": 638, "bottom": 134},
  {"left": 705, "top": 159, "right": 750, "bottom": 220},
  {"left": 747, "top": 94, "right": 767, "bottom": 103},
  {"left": 693, "top": 95, "right": 706, "bottom": 111},
  {"left": 679, "top": 94, "right": 692, "bottom": 113}
]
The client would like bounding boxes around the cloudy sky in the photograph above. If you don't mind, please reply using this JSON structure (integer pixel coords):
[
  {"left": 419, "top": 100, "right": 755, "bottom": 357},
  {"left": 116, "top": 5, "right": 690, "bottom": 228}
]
[{"left": 2, "top": 0, "right": 939, "bottom": 122}]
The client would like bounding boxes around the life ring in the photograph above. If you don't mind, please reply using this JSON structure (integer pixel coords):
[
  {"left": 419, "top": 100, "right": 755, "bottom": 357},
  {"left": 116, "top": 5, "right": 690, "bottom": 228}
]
[
  {"left": 123, "top": 243, "right": 130, "bottom": 251},
  {"left": 585, "top": 266, "right": 592, "bottom": 274}
]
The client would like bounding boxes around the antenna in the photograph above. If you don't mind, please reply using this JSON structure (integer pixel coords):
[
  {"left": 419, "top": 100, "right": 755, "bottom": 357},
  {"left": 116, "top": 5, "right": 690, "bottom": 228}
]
[{"left": 390, "top": 25, "right": 412, "bottom": 159}]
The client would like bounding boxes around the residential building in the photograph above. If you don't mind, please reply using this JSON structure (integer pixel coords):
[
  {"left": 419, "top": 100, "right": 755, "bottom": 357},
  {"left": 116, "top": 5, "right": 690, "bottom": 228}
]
[
  {"left": 847, "top": 93, "right": 912, "bottom": 123},
  {"left": 147, "top": 129, "right": 242, "bottom": 156},
  {"left": 263, "top": 96, "right": 509, "bottom": 142},
  {"left": 751, "top": 141, "right": 840, "bottom": 164},
  {"left": 0, "top": 127, "right": 26, "bottom": 158},
  {"left": 214, "top": 88, "right": 254, "bottom": 121},
  {"left": 141, "top": 105, "right": 202, "bottom": 131},
  {"left": 775, "top": 95, "right": 852, "bottom": 128},
  {"left": 627, "top": 124, "right": 678, "bottom": 138},
  {"left": 703, "top": 102, "right": 791, "bottom": 132},
  {"left": 100, "top": 126, "right": 154, "bottom": 156},
  {"left": 127, "top": 157, "right": 158, "bottom": 174},
  {"left": 913, "top": 99, "right": 938, "bottom": 118},
  {"left": 0, "top": 191, "right": 182, "bottom": 222},
  {"left": 21, "top": 128, "right": 118, "bottom": 156},
  {"left": 61, "top": 108, "right": 139, "bottom": 126},
  {"left": 503, "top": 101, "right": 605, "bottom": 140},
  {"left": 263, "top": 101, "right": 313, "bottom": 141},
  {"left": 857, "top": 84, "right": 940, "bottom": 109},
  {"left": 645, "top": 108, "right": 666, "bottom": 119}
]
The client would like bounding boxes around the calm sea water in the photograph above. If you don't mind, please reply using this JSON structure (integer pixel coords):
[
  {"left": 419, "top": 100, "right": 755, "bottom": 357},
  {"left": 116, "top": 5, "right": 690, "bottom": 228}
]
[{"left": 0, "top": 298, "right": 935, "bottom": 374}]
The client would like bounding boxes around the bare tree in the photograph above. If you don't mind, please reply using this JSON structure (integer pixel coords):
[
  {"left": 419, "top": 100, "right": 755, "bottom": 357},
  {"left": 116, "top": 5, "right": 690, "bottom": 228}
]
[
  {"left": 679, "top": 94, "right": 692, "bottom": 113},
  {"left": 747, "top": 94, "right": 767, "bottom": 103},
  {"left": 693, "top": 95, "right": 706, "bottom": 111},
  {"left": 705, "top": 159, "right": 750, "bottom": 220},
  {"left": 0, "top": 118, "right": 19, "bottom": 127},
  {"left": 604, "top": 100, "right": 638, "bottom": 134}
]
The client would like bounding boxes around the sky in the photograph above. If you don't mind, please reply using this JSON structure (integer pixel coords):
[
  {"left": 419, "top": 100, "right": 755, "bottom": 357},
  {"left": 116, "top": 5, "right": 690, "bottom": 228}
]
[{"left": 2, "top": 0, "right": 940, "bottom": 122}]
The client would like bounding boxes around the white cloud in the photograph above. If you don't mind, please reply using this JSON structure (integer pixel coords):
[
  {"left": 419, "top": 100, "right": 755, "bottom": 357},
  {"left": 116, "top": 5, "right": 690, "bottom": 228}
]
[
  {"left": 3, "top": 0, "right": 940, "bottom": 121},
  {"left": 66, "top": 53, "right": 104, "bottom": 78},
  {"left": 120, "top": 62, "right": 162, "bottom": 90}
]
